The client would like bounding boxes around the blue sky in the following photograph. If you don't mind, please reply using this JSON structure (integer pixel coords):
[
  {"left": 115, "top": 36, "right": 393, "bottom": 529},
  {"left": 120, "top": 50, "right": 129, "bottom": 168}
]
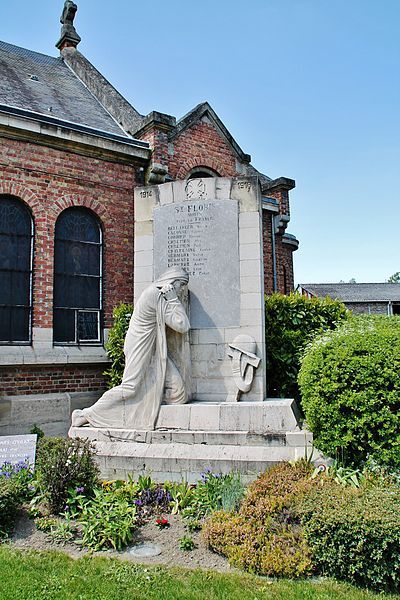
[{"left": 1, "top": 0, "right": 399, "bottom": 284}]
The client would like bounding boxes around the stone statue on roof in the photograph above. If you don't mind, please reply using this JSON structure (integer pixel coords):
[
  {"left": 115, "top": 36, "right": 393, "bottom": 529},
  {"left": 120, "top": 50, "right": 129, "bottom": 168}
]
[
  {"left": 61, "top": 1, "right": 78, "bottom": 29},
  {"left": 57, "top": 1, "right": 81, "bottom": 49}
]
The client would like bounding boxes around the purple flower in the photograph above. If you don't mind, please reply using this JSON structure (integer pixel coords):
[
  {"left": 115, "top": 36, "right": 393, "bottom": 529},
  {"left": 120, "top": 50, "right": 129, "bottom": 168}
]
[
  {"left": 75, "top": 486, "right": 85, "bottom": 494},
  {"left": 134, "top": 499, "right": 143, "bottom": 506}
]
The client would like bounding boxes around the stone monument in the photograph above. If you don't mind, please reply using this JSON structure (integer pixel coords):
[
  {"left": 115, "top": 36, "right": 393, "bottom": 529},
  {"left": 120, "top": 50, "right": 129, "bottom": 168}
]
[{"left": 70, "top": 177, "right": 317, "bottom": 481}]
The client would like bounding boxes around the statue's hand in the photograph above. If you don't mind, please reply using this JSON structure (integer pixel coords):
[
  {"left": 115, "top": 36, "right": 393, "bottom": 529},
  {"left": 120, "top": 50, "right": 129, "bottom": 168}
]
[{"left": 161, "top": 283, "right": 178, "bottom": 301}]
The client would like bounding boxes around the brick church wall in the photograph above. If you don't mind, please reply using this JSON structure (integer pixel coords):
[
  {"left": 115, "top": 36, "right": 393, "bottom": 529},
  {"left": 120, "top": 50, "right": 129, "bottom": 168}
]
[
  {"left": 0, "top": 137, "right": 137, "bottom": 329},
  {"left": 168, "top": 122, "right": 238, "bottom": 180},
  {"left": 0, "top": 365, "right": 106, "bottom": 396}
]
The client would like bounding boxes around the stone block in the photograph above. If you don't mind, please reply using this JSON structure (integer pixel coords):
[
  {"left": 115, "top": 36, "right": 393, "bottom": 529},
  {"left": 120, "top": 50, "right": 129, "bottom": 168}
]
[
  {"left": 240, "top": 308, "right": 263, "bottom": 326},
  {"left": 197, "top": 329, "right": 224, "bottom": 344},
  {"left": 241, "top": 292, "right": 263, "bottom": 310},
  {"left": 134, "top": 265, "right": 153, "bottom": 283},
  {"left": 231, "top": 178, "right": 259, "bottom": 211},
  {"left": 239, "top": 243, "right": 261, "bottom": 261},
  {"left": 134, "top": 234, "right": 153, "bottom": 252},
  {"left": 135, "top": 249, "right": 153, "bottom": 268},
  {"left": 135, "top": 197, "right": 156, "bottom": 222},
  {"left": 240, "top": 259, "right": 262, "bottom": 277},
  {"left": 240, "top": 275, "right": 261, "bottom": 293},
  {"left": 215, "top": 178, "right": 231, "bottom": 200},
  {"left": 239, "top": 211, "right": 260, "bottom": 228},
  {"left": 189, "top": 403, "right": 221, "bottom": 430},
  {"left": 134, "top": 221, "right": 153, "bottom": 237},
  {"left": 239, "top": 227, "right": 260, "bottom": 246},
  {"left": 156, "top": 404, "right": 191, "bottom": 430},
  {"left": 158, "top": 182, "right": 173, "bottom": 205}
]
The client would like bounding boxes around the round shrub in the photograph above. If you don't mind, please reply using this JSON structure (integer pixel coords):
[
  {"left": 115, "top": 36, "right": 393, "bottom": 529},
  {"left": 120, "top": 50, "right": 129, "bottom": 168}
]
[
  {"left": 35, "top": 437, "right": 99, "bottom": 514},
  {"left": 297, "top": 477, "right": 400, "bottom": 592},
  {"left": 299, "top": 316, "right": 400, "bottom": 467},
  {"left": 203, "top": 461, "right": 314, "bottom": 578},
  {"left": 265, "top": 293, "right": 348, "bottom": 400}
]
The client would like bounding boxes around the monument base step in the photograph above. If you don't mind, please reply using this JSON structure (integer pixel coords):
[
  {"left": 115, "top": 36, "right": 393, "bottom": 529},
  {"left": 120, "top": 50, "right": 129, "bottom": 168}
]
[{"left": 69, "top": 426, "right": 320, "bottom": 483}]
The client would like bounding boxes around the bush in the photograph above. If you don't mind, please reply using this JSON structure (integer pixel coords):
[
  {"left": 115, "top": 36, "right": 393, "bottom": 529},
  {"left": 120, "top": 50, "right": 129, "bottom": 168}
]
[
  {"left": 203, "top": 462, "right": 314, "bottom": 578},
  {"left": 103, "top": 303, "right": 133, "bottom": 388},
  {"left": 0, "top": 478, "right": 24, "bottom": 537},
  {"left": 35, "top": 437, "right": 99, "bottom": 514},
  {"left": 265, "top": 293, "right": 348, "bottom": 400},
  {"left": 297, "top": 477, "right": 400, "bottom": 592},
  {"left": 299, "top": 316, "right": 400, "bottom": 468}
]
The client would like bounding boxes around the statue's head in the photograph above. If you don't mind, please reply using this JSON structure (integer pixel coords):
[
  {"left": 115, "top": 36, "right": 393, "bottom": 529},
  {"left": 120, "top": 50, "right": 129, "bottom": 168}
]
[{"left": 155, "top": 267, "right": 189, "bottom": 291}]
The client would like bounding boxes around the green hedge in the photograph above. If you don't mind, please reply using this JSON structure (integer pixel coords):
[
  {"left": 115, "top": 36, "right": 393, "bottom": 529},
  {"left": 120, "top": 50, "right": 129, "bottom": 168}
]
[
  {"left": 299, "top": 316, "right": 400, "bottom": 468},
  {"left": 103, "top": 303, "right": 133, "bottom": 388},
  {"left": 265, "top": 293, "right": 348, "bottom": 399},
  {"left": 298, "top": 477, "right": 400, "bottom": 592}
]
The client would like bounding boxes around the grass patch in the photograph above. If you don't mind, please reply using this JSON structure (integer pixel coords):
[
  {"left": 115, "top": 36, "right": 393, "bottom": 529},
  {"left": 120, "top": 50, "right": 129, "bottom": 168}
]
[{"left": 0, "top": 547, "right": 397, "bottom": 600}]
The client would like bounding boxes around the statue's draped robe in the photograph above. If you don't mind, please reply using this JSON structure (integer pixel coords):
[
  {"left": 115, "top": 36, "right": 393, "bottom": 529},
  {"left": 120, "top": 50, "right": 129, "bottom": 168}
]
[{"left": 81, "top": 285, "right": 190, "bottom": 430}]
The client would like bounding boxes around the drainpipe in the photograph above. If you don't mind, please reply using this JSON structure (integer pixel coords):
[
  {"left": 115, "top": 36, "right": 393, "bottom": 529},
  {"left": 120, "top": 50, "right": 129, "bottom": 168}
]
[{"left": 271, "top": 214, "right": 278, "bottom": 292}]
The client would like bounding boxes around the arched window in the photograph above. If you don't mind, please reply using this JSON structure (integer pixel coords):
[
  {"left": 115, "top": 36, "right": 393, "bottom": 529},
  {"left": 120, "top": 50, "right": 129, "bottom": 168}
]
[
  {"left": 54, "top": 207, "right": 102, "bottom": 344},
  {"left": 0, "top": 196, "right": 33, "bottom": 343},
  {"left": 187, "top": 167, "right": 219, "bottom": 179}
]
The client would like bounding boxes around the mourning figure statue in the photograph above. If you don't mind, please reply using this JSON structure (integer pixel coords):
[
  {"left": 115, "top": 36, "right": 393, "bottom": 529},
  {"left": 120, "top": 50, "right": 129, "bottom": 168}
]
[{"left": 71, "top": 267, "right": 191, "bottom": 431}]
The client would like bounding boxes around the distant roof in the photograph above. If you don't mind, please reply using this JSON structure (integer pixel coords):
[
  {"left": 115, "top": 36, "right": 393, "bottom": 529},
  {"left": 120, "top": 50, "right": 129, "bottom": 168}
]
[
  {"left": 0, "top": 40, "right": 128, "bottom": 137},
  {"left": 299, "top": 283, "right": 400, "bottom": 302}
]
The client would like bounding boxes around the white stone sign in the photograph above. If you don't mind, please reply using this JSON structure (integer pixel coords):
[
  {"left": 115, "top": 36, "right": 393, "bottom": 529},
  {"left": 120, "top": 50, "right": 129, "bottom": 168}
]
[
  {"left": 154, "top": 199, "right": 240, "bottom": 328},
  {"left": 0, "top": 434, "right": 37, "bottom": 467}
]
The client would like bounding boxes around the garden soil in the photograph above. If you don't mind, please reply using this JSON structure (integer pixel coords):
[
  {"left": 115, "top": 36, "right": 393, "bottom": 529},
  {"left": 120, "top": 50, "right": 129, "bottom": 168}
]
[{"left": 9, "top": 510, "right": 231, "bottom": 572}]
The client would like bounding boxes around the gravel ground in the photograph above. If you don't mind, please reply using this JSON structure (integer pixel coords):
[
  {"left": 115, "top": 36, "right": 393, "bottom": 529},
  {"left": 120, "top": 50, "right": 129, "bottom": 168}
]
[{"left": 9, "top": 510, "right": 231, "bottom": 572}]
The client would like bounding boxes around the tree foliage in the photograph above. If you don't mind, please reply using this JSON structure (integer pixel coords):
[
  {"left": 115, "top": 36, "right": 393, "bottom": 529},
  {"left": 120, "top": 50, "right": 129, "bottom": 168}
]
[
  {"left": 388, "top": 272, "right": 400, "bottom": 283},
  {"left": 265, "top": 293, "right": 349, "bottom": 400},
  {"left": 103, "top": 303, "right": 133, "bottom": 388}
]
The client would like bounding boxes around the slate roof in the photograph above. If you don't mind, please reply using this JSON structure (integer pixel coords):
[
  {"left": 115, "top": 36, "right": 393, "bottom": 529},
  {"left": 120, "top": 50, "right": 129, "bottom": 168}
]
[
  {"left": 0, "top": 40, "right": 128, "bottom": 137},
  {"left": 299, "top": 283, "right": 400, "bottom": 303}
]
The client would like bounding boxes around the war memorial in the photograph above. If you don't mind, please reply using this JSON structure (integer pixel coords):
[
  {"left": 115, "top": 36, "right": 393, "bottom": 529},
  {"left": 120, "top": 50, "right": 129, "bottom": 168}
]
[{"left": 69, "top": 176, "right": 316, "bottom": 481}]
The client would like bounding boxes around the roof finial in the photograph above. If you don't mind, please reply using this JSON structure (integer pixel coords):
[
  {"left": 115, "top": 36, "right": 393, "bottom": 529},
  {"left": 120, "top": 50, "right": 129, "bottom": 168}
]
[{"left": 56, "top": 1, "right": 81, "bottom": 51}]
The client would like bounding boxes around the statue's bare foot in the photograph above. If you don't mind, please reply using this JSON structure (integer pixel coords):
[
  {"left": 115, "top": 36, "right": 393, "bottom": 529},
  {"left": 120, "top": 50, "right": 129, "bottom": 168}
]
[{"left": 71, "top": 409, "right": 88, "bottom": 427}]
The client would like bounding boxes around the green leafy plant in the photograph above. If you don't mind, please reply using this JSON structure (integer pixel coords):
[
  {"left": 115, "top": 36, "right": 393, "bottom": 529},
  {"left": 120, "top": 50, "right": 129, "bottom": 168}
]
[
  {"left": 182, "top": 470, "right": 245, "bottom": 521},
  {"left": 103, "top": 303, "right": 133, "bottom": 388},
  {"left": 48, "top": 518, "right": 77, "bottom": 545},
  {"left": 265, "top": 292, "right": 348, "bottom": 400},
  {"left": 78, "top": 488, "right": 136, "bottom": 551},
  {"left": 0, "top": 477, "right": 24, "bottom": 538},
  {"left": 299, "top": 315, "right": 400, "bottom": 468},
  {"left": 34, "top": 437, "right": 99, "bottom": 514},
  {"left": 29, "top": 424, "right": 44, "bottom": 440},
  {"left": 297, "top": 477, "right": 400, "bottom": 592},
  {"left": 179, "top": 535, "right": 196, "bottom": 551},
  {"left": 34, "top": 516, "right": 58, "bottom": 532},
  {"left": 166, "top": 481, "right": 195, "bottom": 514}
]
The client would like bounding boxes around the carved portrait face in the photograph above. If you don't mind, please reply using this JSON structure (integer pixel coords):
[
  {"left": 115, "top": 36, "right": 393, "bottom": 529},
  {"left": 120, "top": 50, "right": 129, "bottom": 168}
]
[{"left": 173, "top": 279, "right": 186, "bottom": 295}]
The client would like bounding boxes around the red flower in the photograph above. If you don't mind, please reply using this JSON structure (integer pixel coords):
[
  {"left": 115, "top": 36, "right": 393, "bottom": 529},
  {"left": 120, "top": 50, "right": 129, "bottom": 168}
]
[{"left": 155, "top": 517, "right": 170, "bottom": 528}]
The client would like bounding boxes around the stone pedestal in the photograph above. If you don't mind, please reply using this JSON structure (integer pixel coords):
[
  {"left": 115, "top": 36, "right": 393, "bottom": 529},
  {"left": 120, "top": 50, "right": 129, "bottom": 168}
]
[{"left": 69, "top": 400, "right": 323, "bottom": 482}]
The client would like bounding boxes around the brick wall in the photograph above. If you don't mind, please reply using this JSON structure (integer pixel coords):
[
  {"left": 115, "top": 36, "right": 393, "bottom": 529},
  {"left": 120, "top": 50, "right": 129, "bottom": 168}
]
[
  {"left": 168, "top": 122, "right": 238, "bottom": 180},
  {"left": 0, "top": 137, "right": 137, "bottom": 327},
  {"left": 0, "top": 364, "right": 107, "bottom": 396}
]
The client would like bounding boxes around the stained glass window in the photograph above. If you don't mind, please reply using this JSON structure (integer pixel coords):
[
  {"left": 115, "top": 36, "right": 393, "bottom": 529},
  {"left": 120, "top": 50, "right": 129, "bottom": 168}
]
[
  {"left": 54, "top": 208, "right": 102, "bottom": 344},
  {"left": 0, "top": 196, "right": 33, "bottom": 343}
]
